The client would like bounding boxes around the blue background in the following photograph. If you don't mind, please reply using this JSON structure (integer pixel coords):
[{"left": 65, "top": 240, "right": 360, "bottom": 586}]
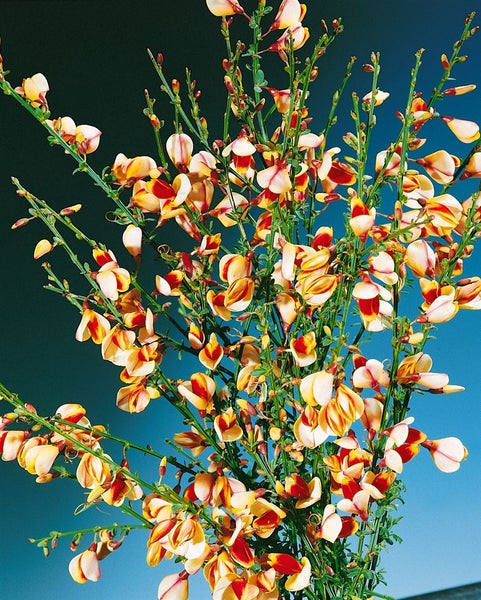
[{"left": 1, "top": 1, "right": 480, "bottom": 598}]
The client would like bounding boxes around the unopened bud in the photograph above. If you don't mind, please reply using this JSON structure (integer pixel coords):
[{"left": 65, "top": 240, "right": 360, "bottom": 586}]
[
  {"left": 150, "top": 113, "right": 161, "bottom": 129},
  {"left": 60, "top": 203, "right": 82, "bottom": 216},
  {"left": 70, "top": 533, "right": 82, "bottom": 551},
  {"left": 157, "top": 53, "right": 163, "bottom": 66},
  {"left": 269, "top": 426, "right": 282, "bottom": 441},
  {"left": 443, "top": 84, "right": 476, "bottom": 96},
  {"left": 224, "top": 76, "right": 234, "bottom": 94},
  {"left": 171, "top": 79, "right": 180, "bottom": 94},
  {"left": 309, "top": 66, "right": 319, "bottom": 81},
  {"left": 394, "top": 200, "right": 403, "bottom": 220},
  {"left": 11, "top": 217, "right": 31, "bottom": 229}
]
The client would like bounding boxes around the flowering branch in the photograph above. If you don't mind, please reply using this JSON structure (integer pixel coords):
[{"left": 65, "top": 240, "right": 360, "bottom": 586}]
[{"left": 1, "top": 1, "right": 480, "bottom": 599}]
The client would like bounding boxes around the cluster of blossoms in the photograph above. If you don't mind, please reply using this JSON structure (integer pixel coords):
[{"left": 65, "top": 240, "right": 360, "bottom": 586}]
[{"left": 1, "top": 1, "right": 480, "bottom": 599}]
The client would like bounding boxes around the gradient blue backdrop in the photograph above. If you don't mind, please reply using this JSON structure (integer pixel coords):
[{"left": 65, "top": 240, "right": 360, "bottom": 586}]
[{"left": 1, "top": 1, "right": 480, "bottom": 598}]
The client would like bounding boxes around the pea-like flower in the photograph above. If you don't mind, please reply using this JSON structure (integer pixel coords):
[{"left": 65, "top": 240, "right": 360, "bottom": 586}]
[
  {"left": 178, "top": 373, "right": 216, "bottom": 413},
  {"left": 93, "top": 249, "right": 130, "bottom": 301},
  {"left": 111, "top": 153, "right": 157, "bottom": 185},
  {"left": 16, "top": 436, "right": 59, "bottom": 478},
  {"left": 267, "top": 23, "right": 310, "bottom": 62},
  {"left": 205, "top": 0, "right": 245, "bottom": 17},
  {"left": 267, "top": 553, "right": 311, "bottom": 592},
  {"left": 442, "top": 116, "right": 480, "bottom": 143},
  {"left": 289, "top": 331, "right": 317, "bottom": 367},
  {"left": 166, "top": 133, "right": 194, "bottom": 170},
  {"left": 19, "top": 73, "right": 49, "bottom": 107},
  {"left": 68, "top": 546, "right": 101, "bottom": 584},
  {"left": 214, "top": 408, "right": 243, "bottom": 442},
  {"left": 422, "top": 437, "right": 468, "bottom": 472},
  {"left": 397, "top": 352, "right": 450, "bottom": 390},
  {"left": 199, "top": 333, "right": 224, "bottom": 370},
  {"left": 75, "top": 308, "right": 111, "bottom": 344},
  {"left": 268, "top": 0, "right": 307, "bottom": 32},
  {"left": 158, "top": 571, "right": 189, "bottom": 600}
]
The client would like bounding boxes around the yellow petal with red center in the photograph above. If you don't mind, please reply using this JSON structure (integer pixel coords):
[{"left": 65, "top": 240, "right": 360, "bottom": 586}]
[
  {"left": 224, "top": 277, "right": 255, "bottom": 312},
  {"left": 199, "top": 333, "right": 223, "bottom": 370},
  {"left": 214, "top": 408, "right": 243, "bottom": 442},
  {"left": 178, "top": 373, "right": 216, "bottom": 412},
  {"left": 290, "top": 331, "right": 317, "bottom": 367},
  {"left": 338, "top": 516, "right": 359, "bottom": 538},
  {"left": 284, "top": 473, "right": 309, "bottom": 499},
  {"left": 267, "top": 553, "right": 301, "bottom": 574},
  {"left": 229, "top": 537, "right": 255, "bottom": 568},
  {"left": 326, "top": 160, "right": 357, "bottom": 186},
  {"left": 295, "top": 476, "right": 322, "bottom": 509},
  {"left": 55, "top": 403, "right": 87, "bottom": 423},
  {"left": 319, "top": 402, "right": 350, "bottom": 437},
  {"left": 285, "top": 557, "right": 311, "bottom": 591},
  {"left": 75, "top": 309, "right": 111, "bottom": 344},
  {"left": 425, "top": 193, "right": 463, "bottom": 233}
]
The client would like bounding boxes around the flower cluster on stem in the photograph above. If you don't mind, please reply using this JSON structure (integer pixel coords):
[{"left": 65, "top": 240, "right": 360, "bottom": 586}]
[{"left": 1, "top": 2, "right": 480, "bottom": 599}]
